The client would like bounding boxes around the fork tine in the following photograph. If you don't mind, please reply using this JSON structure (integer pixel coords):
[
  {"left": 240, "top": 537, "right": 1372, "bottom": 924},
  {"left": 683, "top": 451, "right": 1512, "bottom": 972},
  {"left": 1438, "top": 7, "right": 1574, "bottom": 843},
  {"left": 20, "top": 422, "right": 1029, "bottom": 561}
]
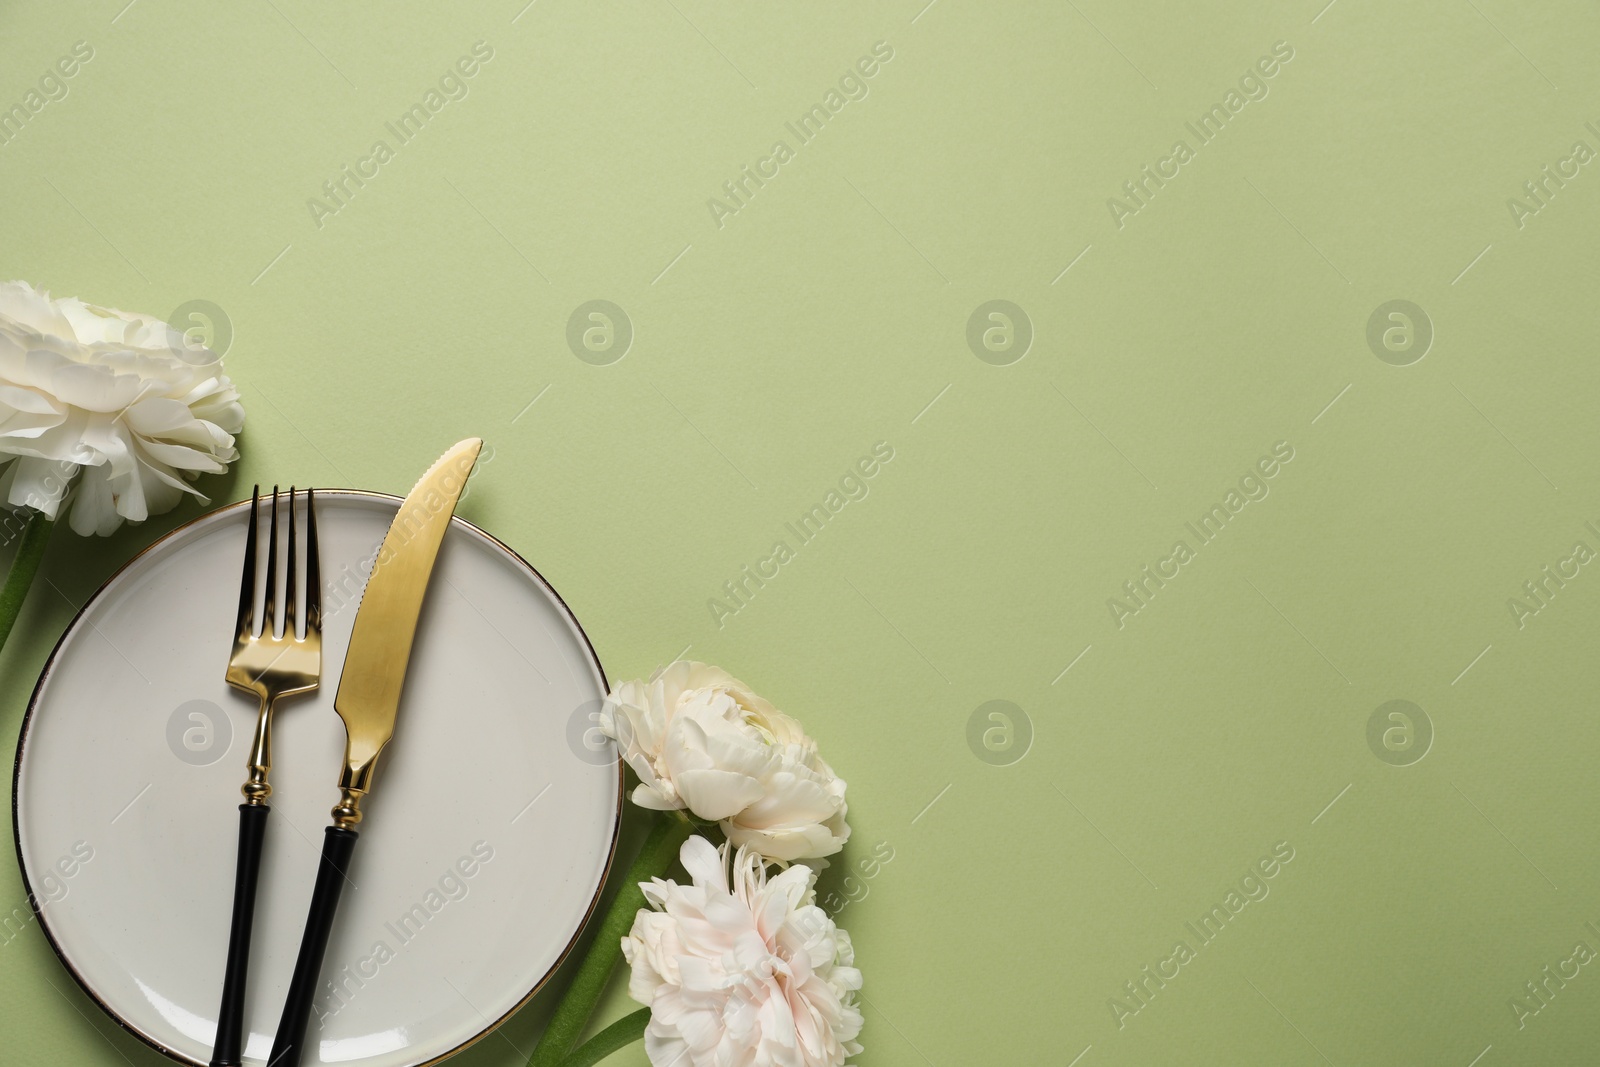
[
  {"left": 285, "top": 486, "right": 298, "bottom": 639},
  {"left": 305, "top": 486, "right": 321, "bottom": 635},
  {"left": 263, "top": 485, "right": 279, "bottom": 637},
  {"left": 236, "top": 486, "right": 260, "bottom": 640}
]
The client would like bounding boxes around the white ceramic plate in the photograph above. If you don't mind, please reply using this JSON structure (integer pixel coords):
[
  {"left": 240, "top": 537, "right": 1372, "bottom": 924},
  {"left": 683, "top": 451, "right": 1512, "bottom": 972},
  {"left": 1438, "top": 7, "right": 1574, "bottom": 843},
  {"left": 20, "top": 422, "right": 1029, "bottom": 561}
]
[{"left": 12, "top": 491, "right": 622, "bottom": 1067}]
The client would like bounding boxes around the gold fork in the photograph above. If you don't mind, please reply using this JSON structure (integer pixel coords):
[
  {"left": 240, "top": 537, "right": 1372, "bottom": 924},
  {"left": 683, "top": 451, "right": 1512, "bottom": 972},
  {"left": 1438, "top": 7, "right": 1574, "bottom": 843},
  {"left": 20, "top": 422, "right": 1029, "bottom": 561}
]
[
  {"left": 211, "top": 486, "right": 321, "bottom": 1067},
  {"left": 228, "top": 485, "right": 322, "bottom": 804}
]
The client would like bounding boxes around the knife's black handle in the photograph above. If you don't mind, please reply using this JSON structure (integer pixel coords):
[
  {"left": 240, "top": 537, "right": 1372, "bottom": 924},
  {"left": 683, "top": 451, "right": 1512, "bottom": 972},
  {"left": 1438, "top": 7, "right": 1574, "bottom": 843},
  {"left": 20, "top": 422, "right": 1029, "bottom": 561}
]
[
  {"left": 210, "top": 803, "right": 269, "bottom": 1067},
  {"left": 269, "top": 826, "right": 359, "bottom": 1067}
]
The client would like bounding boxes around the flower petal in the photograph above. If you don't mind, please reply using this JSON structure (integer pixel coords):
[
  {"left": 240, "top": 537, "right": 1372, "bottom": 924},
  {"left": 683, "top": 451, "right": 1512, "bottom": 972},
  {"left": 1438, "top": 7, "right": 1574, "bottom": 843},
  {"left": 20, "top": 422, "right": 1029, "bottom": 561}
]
[
  {"left": 0, "top": 283, "right": 245, "bottom": 536},
  {"left": 621, "top": 836, "right": 862, "bottom": 1067}
]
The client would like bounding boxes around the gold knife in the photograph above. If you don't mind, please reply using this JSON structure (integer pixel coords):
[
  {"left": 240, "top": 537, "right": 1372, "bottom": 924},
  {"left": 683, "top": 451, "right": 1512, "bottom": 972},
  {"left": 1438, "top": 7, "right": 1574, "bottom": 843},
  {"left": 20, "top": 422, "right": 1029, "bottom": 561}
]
[{"left": 269, "top": 439, "right": 482, "bottom": 1067}]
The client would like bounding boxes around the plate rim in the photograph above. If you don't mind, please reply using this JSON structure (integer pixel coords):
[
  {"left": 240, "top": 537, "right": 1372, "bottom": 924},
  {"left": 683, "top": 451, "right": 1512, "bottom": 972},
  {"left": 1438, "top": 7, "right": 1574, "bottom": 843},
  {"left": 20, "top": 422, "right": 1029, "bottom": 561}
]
[{"left": 10, "top": 488, "right": 625, "bottom": 1067}]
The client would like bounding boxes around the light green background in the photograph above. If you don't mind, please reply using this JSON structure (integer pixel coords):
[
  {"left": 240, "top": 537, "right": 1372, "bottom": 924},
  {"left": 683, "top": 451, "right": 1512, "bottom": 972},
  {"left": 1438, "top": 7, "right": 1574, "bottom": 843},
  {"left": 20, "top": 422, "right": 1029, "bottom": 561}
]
[{"left": 4, "top": 0, "right": 1600, "bottom": 1064}]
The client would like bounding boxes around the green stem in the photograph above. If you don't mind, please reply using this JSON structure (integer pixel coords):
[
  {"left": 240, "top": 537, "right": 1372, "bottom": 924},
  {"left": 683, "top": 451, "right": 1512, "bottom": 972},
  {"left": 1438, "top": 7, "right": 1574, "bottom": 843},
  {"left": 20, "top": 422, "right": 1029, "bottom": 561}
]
[
  {"left": 528, "top": 810, "right": 692, "bottom": 1067},
  {"left": 555, "top": 1009, "right": 649, "bottom": 1067},
  {"left": 0, "top": 510, "right": 51, "bottom": 657}
]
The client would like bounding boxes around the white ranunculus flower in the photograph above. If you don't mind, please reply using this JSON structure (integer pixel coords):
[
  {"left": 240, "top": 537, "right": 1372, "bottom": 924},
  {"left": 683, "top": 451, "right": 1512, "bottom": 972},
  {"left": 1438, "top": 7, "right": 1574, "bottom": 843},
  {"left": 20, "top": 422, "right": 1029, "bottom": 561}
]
[
  {"left": 623, "top": 836, "right": 863, "bottom": 1067},
  {"left": 0, "top": 281, "right": 244, "bottom": 536},
  {"left": 601, "top": 661, "right": 850, "bottom": 862}
]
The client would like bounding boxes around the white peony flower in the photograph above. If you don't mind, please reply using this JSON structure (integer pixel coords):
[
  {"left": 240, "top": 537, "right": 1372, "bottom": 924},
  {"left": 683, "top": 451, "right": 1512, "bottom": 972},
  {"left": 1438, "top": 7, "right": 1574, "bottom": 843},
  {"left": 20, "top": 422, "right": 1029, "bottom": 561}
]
[
  {"left": 623, "top": 836, "right": 863, "bottom": 1067},
  {"left": 601, "top": 661, "right": 850, "bottom": 862},
  {"left": 0, "top": 281, "right": 244, "bottom": 536}
]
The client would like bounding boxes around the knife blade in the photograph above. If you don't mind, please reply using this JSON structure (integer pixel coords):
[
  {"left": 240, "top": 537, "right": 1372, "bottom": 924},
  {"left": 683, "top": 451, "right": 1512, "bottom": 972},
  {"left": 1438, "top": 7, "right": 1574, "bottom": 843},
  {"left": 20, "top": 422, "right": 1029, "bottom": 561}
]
[
  {"left": 268, "top": 438, "right": 481, "bottom": 1067},
  {"left": 330, "top": 436, "right": 482, "bottom": 829}
]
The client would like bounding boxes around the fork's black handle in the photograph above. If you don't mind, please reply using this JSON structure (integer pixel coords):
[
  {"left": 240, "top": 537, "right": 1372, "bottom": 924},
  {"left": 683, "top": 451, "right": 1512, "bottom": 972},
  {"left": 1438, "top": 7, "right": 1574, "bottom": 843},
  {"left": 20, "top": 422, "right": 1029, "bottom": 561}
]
[
  {"left": 210, "top": 803, "right": 269, "bottom": 1067},
  {"left": 269, "top": 826, "right": 359, "bottom": 1067}
]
